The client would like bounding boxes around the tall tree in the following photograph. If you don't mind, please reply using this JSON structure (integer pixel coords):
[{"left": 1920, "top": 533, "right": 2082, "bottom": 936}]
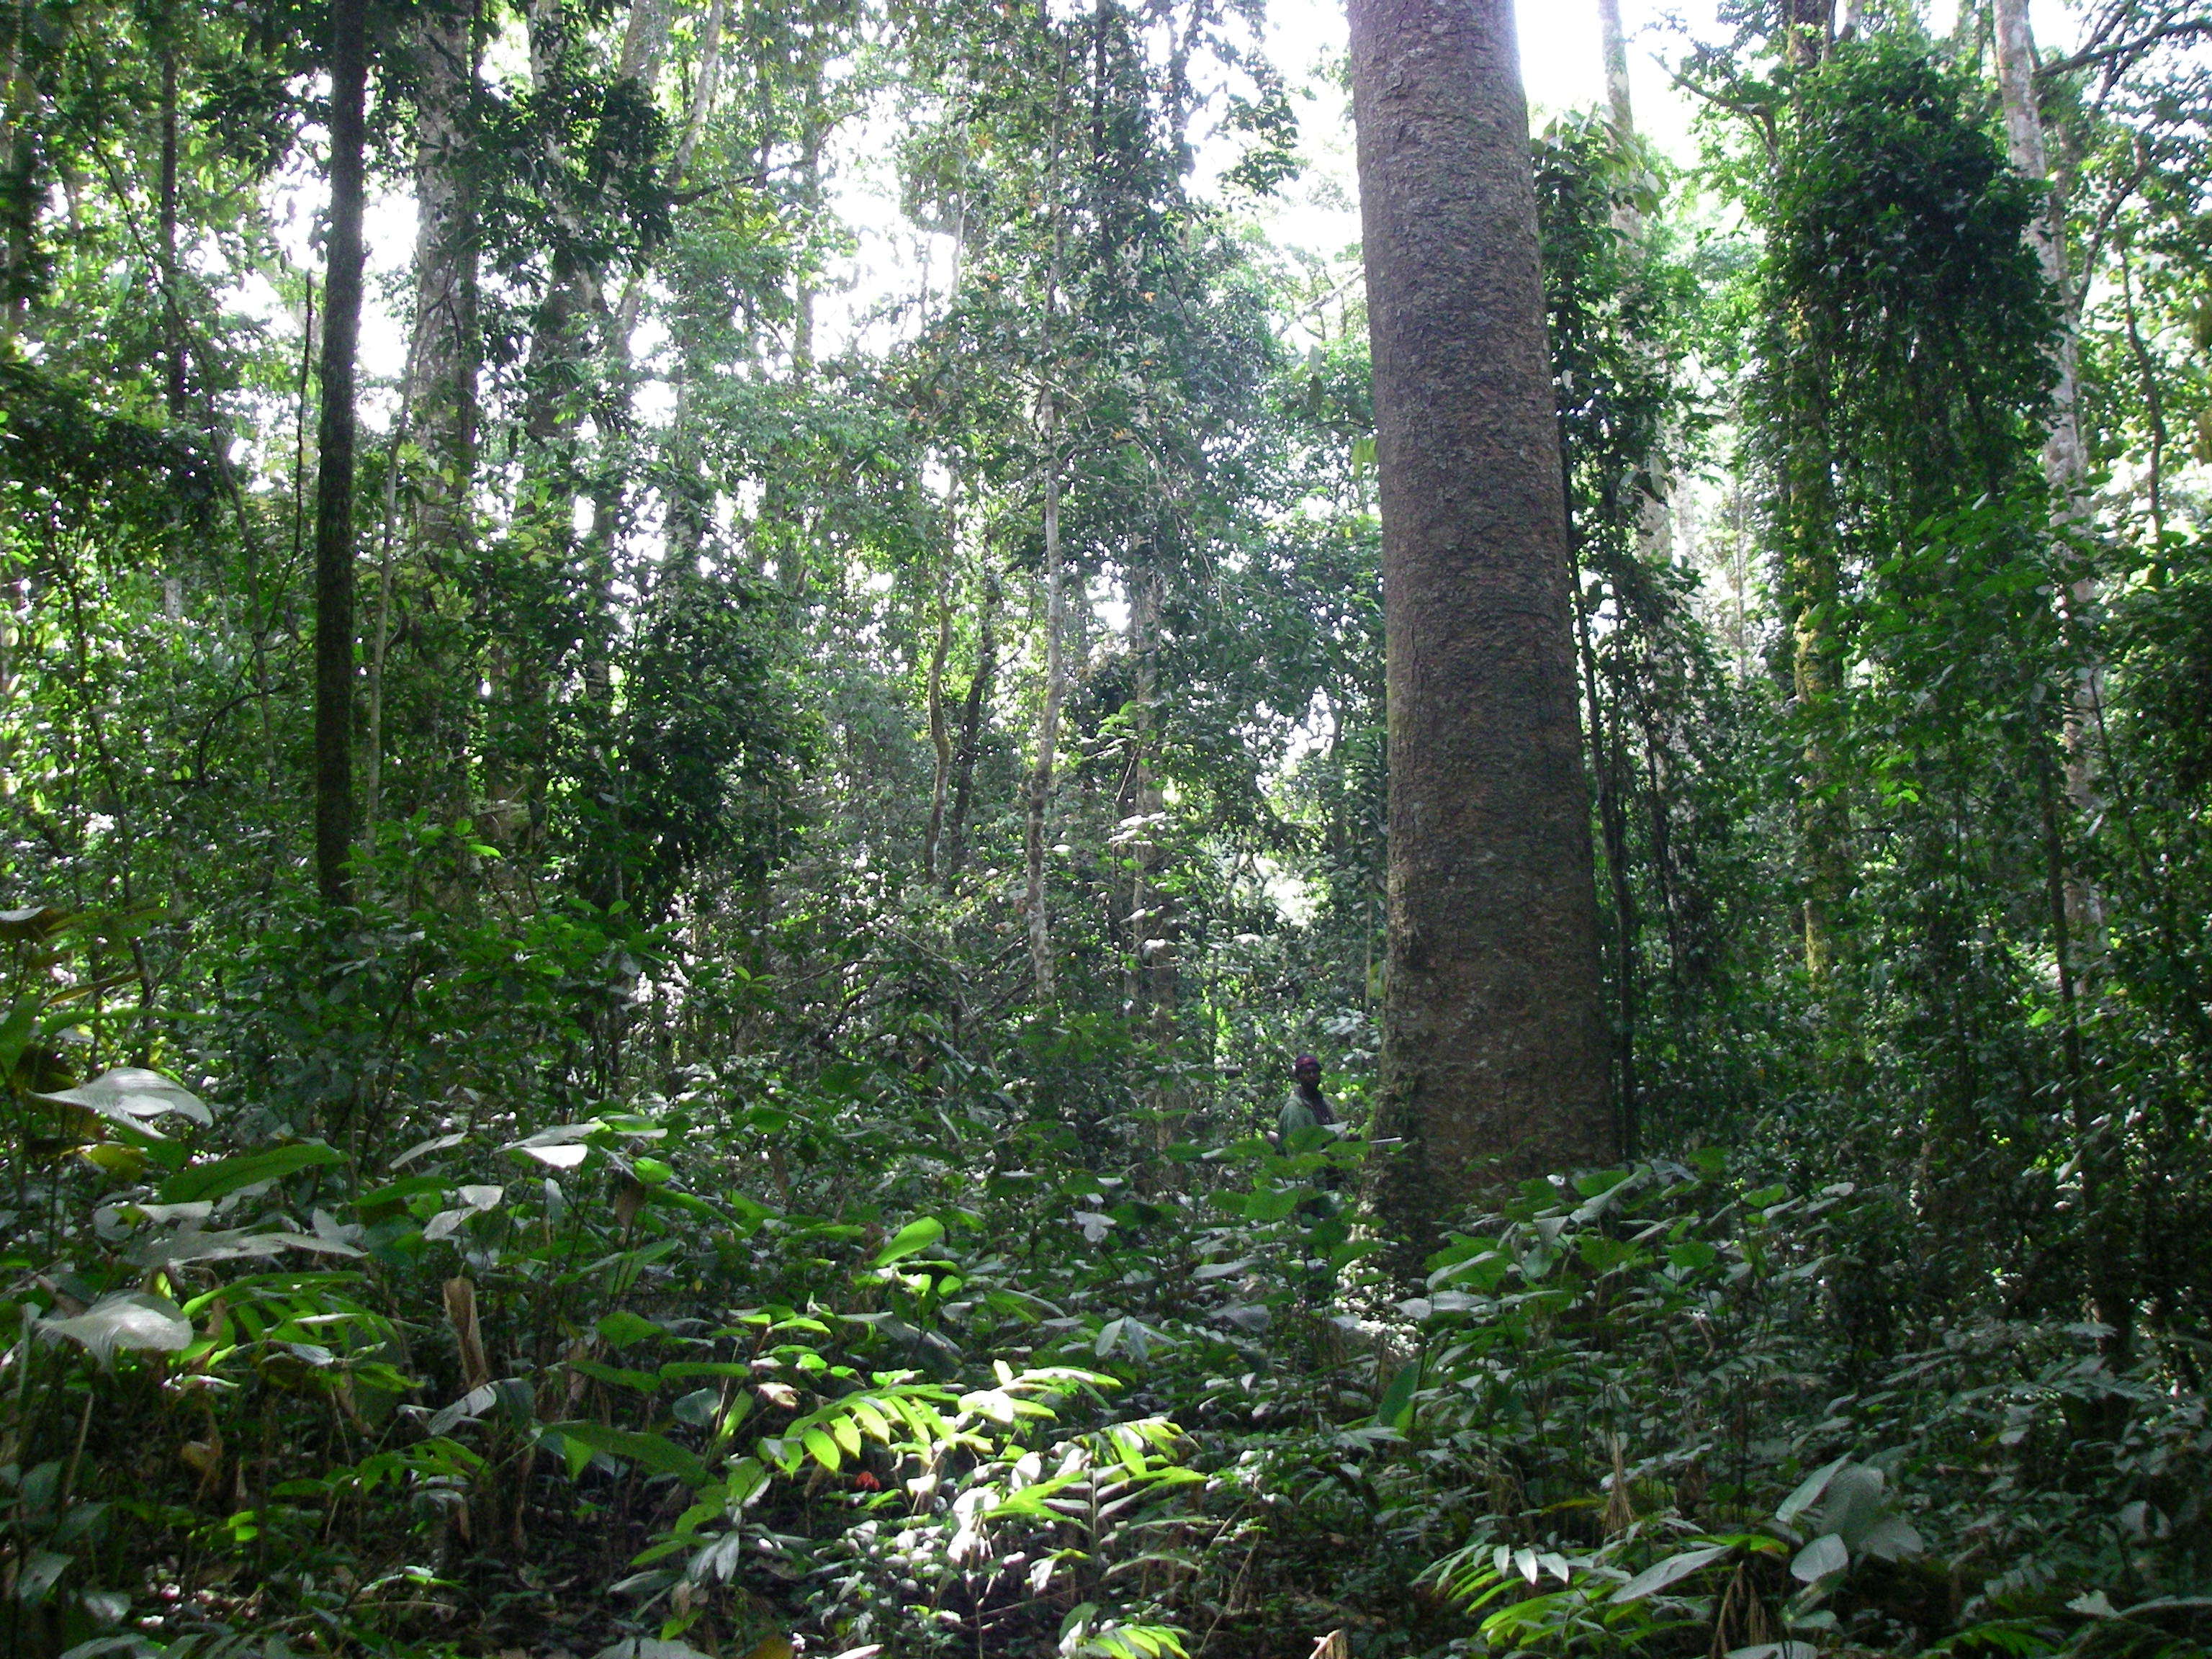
[
  {"left": 1992, "top": 0, "right": 2087, "bottom": 501},
  {"left": 1992, "top": 0, "right": 2106, "bottom": 974},
  {"left": 1596, "top": 0, "right": 1634, "bottom": 135},
  {"left": 1348, "top": 0, "right": 1612, "bottom": 1243},
  {"left": 406, "top": 0, "right": 480, "bottom": 552},
  {"left": 313, "top": 0, "right": 369, "bottom": 907}
]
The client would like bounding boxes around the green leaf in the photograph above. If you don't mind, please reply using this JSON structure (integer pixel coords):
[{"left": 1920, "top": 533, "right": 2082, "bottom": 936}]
[
  {"left": 0, "top": 999, "right": 39, "bottom": 1074},
  {"left": 670, "top": 1388, "right": 719, "bottom": 1427},
  {"left": 39, "top": 1292, "right": 192, "bottom": 1362},
  {"left": 1774, "top": 1456, "right": 1851, "bottom": 1527},
  {"left": 875, "top": 1216, "right": 946, "bottom": 1265},
  {"left": 547, "top": 1420, "right": 706, "bottom": 1485},
  {"left": 1665, "top": 1240, "right": 1717, "bottom": 1274},
  {"left": 596, "top": 1310, "right": 663, "bottom": 1349},
  {"left": 1376, "top": 1361, "right": 1419, "bottom": 1431},
  {"left": 37, "top": 1067, "right": 212, "bottom": 1130},
  {"left": 1611, "top": 1544, "right": 1732, "bottom": 1602},
  {"left": 1576, "top": 1235, "right": 1643, "bottom": 1272},
  {"left": 1244, "top": 1187, "right": 1298, "bottom": 1222},
  {"left": 160, "top": 1142, "right": 343, "bottom": 1204},
  {"left": 570, "top": 1358, "right": 661, "bottom": 1393},
  {"left": 1790, "top": 1532, "right": 1849, "bottom": 1584}
]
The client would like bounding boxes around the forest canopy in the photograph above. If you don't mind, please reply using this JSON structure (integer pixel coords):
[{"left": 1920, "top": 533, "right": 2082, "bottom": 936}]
[{"left": 2, "top": 0, "right": 2211, "bottom": 1655}]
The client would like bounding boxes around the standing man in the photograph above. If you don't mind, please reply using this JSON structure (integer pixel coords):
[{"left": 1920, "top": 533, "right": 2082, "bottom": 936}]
[{"left": 1277, "top": 1053, "right": 1340, "bottom": 1146}]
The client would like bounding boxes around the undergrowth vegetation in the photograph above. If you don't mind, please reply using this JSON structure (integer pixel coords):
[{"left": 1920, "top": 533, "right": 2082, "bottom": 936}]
[{"left": 4, "top": 873, "right": 2206, "bottom": 1659}]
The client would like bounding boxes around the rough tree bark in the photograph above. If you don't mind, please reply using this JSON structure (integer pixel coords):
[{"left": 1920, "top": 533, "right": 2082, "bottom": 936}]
[
  {"left": 407, "top": 0, "right": 479, "bottom": 552},
  {"left": 313, "top": 0, "right": 369, "bottom": 907},
  {"left": 1349, "top": 0, "right": 1613, "bottom": 1244}
]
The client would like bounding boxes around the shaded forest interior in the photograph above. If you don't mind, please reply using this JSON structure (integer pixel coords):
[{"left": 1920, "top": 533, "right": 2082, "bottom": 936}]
[{"left": 3, "top": 0, "right": 2212, "bottom": 1654}]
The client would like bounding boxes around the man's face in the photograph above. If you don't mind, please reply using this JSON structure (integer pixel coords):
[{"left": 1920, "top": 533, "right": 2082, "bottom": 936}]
[{"left": 1294, "top": 1060, "right": 1321, "bottom": 1084}]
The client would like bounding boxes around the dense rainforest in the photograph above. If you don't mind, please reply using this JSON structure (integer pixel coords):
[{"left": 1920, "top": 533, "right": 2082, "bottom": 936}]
[{"left": 4, "top": 0, "right": 2212, "bottom": 1652}]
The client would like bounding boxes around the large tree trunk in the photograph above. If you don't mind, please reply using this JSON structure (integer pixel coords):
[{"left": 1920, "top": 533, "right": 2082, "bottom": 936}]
[
  {"left": 313, "top": 0, "right": 369, "bottom": 907},
  {"left": 1349, "top": 0, "right": 1612, "bottom": 1243}
]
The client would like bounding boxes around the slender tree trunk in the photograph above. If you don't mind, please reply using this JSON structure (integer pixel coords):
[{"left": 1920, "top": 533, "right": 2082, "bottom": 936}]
[
  {"left": 1, "top": 0, "right": 42, "bottom": 339},
  {"left": 1993, "top": 0, "right": 2085, "bottom": 499},
  {"left": 793, "top": 115, "right": 822, "bottom": 379},
  {"left": 362, "top": 426, "right": 403, "bottom": 846},
  {"left": 611, "top": 0, "right": 717, "bottom": 354},
  {"left": 920, "top": 189, "right": 968, "bottom": 882},
  {"left": 520, "top": 0, "right": 606, "bottom": 446},
  {"left": 2118, "top": 244, "right": 2167, "bottom": 547},
  {"left": 923, "top": 466, "right": 959, "bottom": 879},
  {"left": 1350, "top": 0, "right": 1612, "bottom": 1244},
  {"left": 364, "top": 329, "right": 423, "bottom": 849},
  {"left": 1786, "top": 456, "right": 1848, "bottom": 973},
  {"left": 942, "top": 554, "right": 998, "bottom": 888},
  {"left": 1568, "top": 480, "right": 1639, "bottom": 1159},
  {"left": 1022, "top": 99, "right": 1071, "bottom": 999},
  {"left": 1995, "top": 0, "right": 2105, "bottom": 952},
  {"left": 1125, "top": 556, "right": 1170, "bottom": 1029},
  {"left": 1995, "top": 0, "right": 2126, "bottom": 1372},
  {"left": 1025, "top": 383, "right": 1067, "bottom": 1002},
  {"left": 313, "top": 0, "right": 369, "bottom": 907},
  {"left": 158, "top": 40, "right": 186, "bottom": 414},
  {"left": 156, "top": 30, "right": 188, "bottom": 623},
  {"left": 408, "top": 0, "right": 478, "bottom": 553},
  {"left": 1591, "top": 0, "right": 1675, "bottom": 570},
  {"left": 1596, "top": 0, "right": 1633, "bottom": 134},
  {"left": 1126, "top": 552, "right": 1178, "bottom": 1154}
]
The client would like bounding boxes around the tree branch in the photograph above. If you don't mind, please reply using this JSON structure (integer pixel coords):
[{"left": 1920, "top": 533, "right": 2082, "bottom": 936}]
[{"left": 2038, "top": 19, "right": 2212, "bottom": 78}]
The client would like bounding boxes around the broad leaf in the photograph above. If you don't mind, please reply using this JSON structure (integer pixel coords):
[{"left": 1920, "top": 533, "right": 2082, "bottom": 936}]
[
  {"left": 160, "top": 1143, "right": 343, "bottom": 1204},
  {"left": 40, "top": 1292, "right": 192, "bottom": 1361},
  {"left": 1611, "top": 1544, "right": 1731, "bottom": 1602},
  {"left": 551, "top": 1420, "right": 707, "bottom": 1485},
  {"left": 1775, "top": 1455, "right": 1851, "bottom": 1527},
  {"left": 1790, "top": 1532, "right": 1849, "bottom": 1584},
  {"left": 876, "top": 1215, "right": 946, "bottom": 1265},
  {"left": 38, "top": 1066, "right": 212, "bottom": 1127}
]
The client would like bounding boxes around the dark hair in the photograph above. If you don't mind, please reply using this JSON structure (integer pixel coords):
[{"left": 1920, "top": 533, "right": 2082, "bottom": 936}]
[{"left": 1293, "top": 1053, "right": 1321, "bottom": 1071}]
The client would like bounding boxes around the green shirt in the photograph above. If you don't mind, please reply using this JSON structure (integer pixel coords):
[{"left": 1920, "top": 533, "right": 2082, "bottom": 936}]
[{"left": 1278, "top": 1082, "right": 1336, "bottom": 1141}]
